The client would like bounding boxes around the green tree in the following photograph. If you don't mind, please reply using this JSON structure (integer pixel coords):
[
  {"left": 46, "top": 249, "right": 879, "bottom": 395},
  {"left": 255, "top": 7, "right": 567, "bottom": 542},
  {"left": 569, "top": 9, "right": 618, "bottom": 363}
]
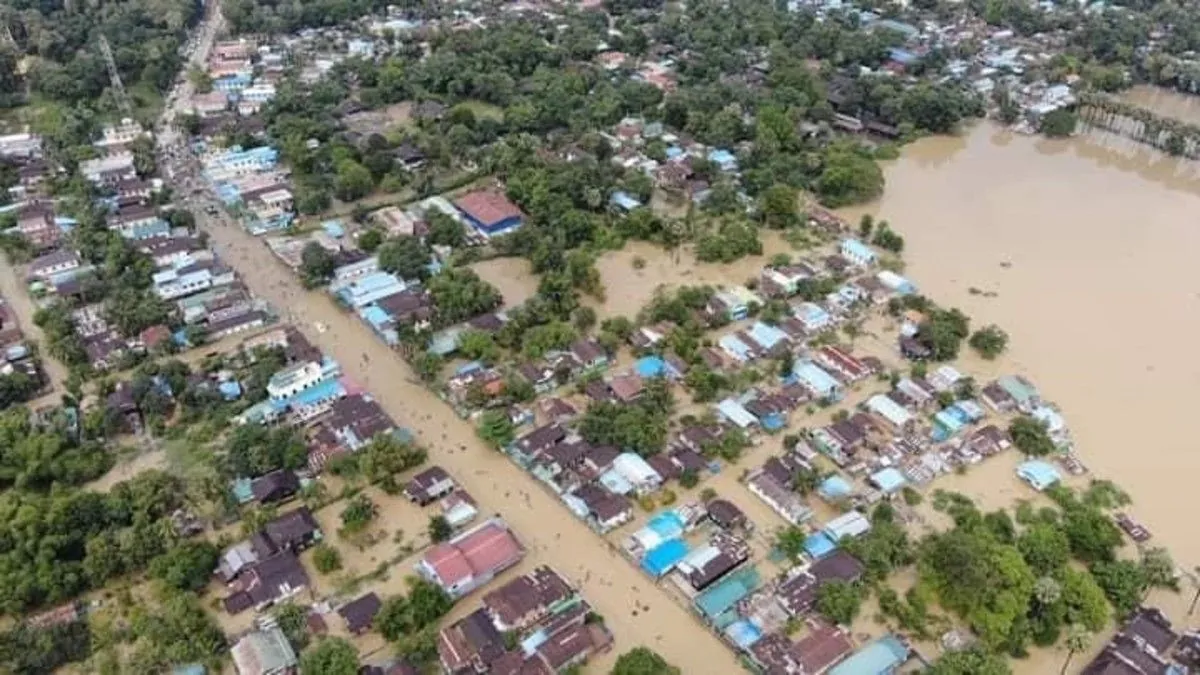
[
  {"left": 334, "top": 159, "right": 375, "bottom": 202},
  {"left": 377, "top": 235, "right": 431, "bottom": 280},
  {"left": 1140, "top": 547, "right": 1180, "bottom": 593},
  {"left": 300, "top": 637, "right": 359, "bottom": 675},
  {"left": 915, "top": 308, "right": 970, "bottom": 361},
  {"left": 791, "top": 467, "right": 822, "bottom": 496},
  {"left": 300, "top": 242, "right": 337, "bottom": 288},
  {"left": 1040, "top": 109, "right": 1077, "bottom": 138},
  {"left": 759, "top": 184, "right": 799, "bottom": 228},
  {"left": 815, "top": 146, "right": 885, "bottom": 207},
  {"left": 611, "top": 647, "right": 680, "bottom": 675},
  {"left": 428, "top": 515, "right": 453, "bottom": 543},
  {"left": 313, "top": 544, "right": 342, "bottom": 574},
  {"left": 1017, "top": 523, "right": 1071, "bottom": 575},
  {"left": 149, "top": 541, "right": 220, "bottom": 592},
  {"left": 476, "top": 410, "right": 516, "bottom": 449},
  {"left": 926, "top": 647, "right": 1011, "bottom": 675},
  {"left": 340, "top": 494, "right": 378, "bottom": 534},
  {"left": 815, "top": 580, "right": 863, "bottom": 625},
  {"left": 1008, "top": 416, "right": 1057, "bottom": 457},
  {"left": 1090, "top": 559, "right": 1147, "bottom": 616},
  {"left": 1060, "top": 624, "right": 1092, "bottom": 675},
  {"left": 358, "top": 228, "right": 384, "bottom": 253},
  {"left": 775, "top": 526, "right": 808, "bottom": 561},
  {"left": 969, "top": 325, "right": 1009, "bottom": 360}
]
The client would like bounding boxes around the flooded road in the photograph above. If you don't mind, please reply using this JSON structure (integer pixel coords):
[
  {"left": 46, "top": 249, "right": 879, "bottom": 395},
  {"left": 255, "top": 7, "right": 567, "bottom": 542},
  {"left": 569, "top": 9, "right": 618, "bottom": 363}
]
[
  {"left": 196, "top": 218, "right": 742, "bottom": 671},
  {"left": 841, "top": 115, "right": 1200, "bottom": 574},
  {"left": 0, "top": 257, "right": 68, "bottom": 403}
]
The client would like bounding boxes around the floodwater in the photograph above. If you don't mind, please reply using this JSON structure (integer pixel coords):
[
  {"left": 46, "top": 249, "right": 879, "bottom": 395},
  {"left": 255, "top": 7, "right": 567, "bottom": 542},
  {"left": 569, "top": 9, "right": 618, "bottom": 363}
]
[
  {"left": 841, "top": 111, "right": 1200, "bottom": 618},
  {"left": 1122, "top": 84, "right": 1200, "bottom": 126},
  {"left": 592, "top": 233, "right": 797, "bottom": 319},
  {"left": 195, "top": 216, "right": 744, "bottom": 672}
]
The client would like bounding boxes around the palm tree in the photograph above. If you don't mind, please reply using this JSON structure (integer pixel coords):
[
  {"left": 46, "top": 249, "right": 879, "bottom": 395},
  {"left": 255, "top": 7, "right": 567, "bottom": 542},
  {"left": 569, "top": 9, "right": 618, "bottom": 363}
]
[
  {"left": 1035, "top": 576, "right": 1062, "bottom": 606},
  {"left": 1061, "top": 624, "right": 1092, "bottom": 675}
]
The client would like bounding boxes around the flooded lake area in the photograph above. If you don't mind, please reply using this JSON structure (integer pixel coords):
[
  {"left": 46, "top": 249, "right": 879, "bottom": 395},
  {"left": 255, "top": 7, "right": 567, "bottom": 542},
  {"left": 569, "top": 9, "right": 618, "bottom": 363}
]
[{"left": 842, "top": 108, "right": 1200, "bottom": 573}]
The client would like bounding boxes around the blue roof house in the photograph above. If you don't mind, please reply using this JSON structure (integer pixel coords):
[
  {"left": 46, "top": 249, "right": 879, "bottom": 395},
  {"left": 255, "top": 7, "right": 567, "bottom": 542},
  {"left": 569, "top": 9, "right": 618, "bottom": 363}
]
[
  {"left": 1017, "top": 460, "right": 1061, "bottom": 491},
  {"left": 719, "top": 334, "right": 755, "bottom": 363},
  {"left": 888, "top": 48, "right": 919, "bottom": 66},
  {"left": 793, "top": 301, "right": 832, "bottom": 332},
  {"left": 707, "top": 149, "right": 739, "bottom": 172},
  {"left": 635, "top": 355, "right": 682, "bottom": 380},
  {"left": 870, "top": 467, "right": 907, "bottom": 494},
  {"left": 747, "top": 321, "right": 788, "bottom": 352},
  {"left": 717, "top": 398, "right": 759, "bottom": 430},
  {"left": 335, "top": 272, "right": 406, "bottom": 309},
  {"left": 840, "top": 238, "right": 877, "bottom": 267},
  {"left": 793, "top": 362, "right": 844, "bottom": 401},
  {"left": 610, "top": 190, "right": 643, "bottom": 212},
  {"left": 829, "top": 635, "right": 911, "bottom": 675}
]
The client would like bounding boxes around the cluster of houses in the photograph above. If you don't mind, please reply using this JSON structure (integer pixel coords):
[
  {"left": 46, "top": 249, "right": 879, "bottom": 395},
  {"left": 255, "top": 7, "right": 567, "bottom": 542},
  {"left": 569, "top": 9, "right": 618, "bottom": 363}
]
[
  {"left": 436, "top": 564, "right": 613, "bottom": 674},
  {"left": 0, "top": 294, "right": 45, "bottom": 392},
  {"left": 2, "top": 122, "right": 273, "bottom": 372},
  {"left": 198, "top": 143, "right": 294, "bottom": 235},
  {"left": 601, "top": 116, "right": 743, "bottom": 206}
]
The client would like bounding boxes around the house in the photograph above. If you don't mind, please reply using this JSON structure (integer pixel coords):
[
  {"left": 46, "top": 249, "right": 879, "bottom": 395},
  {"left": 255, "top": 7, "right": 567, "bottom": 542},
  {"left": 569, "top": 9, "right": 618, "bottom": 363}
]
[
  {"left": 610, "top": 190, "right": 642, "bottom": 212},
  {"left": 28, "top": 249, "right": 82, "bottom": 280},
  {"left": 611, "top": 453, "right": 663, "bottom": 494},
  {"left": 1017, "top": 460, "right": 1061, "bottom": 492},
  {"left": 746, "top": 469, "right": 812, "bottom": 526},
  {"left": 569, "top": 339, "right": 609, "bottom": 372},
  {"left": 252, "top": 507, "right": 322, "bottom": 557},
  {"left": 512, "top": 424, "right": 568, "bottom": 464},
  {"left": 1084, "top": 607, "right": 1182, "bottom": 674},
  {"left": 249, "top": 469, "right": 301, "bottom": 504},
  {"left": 829, "top": 635, "right": 910, "bottom": 675},
  {"left": 706, "top": 498, "right": 748, "bottom": 531},
  {"left": 405, "top": 466, "right": 457, "bottom": 506},
  {"left": 792, "top": 362, "right": 843, "bottom": 402},
  {"left": 482, "top": 566, "right": 577, "bottom": 633},
  {"left": 749, "top": 624, "right": 854, "bottom": 675},
  {"left": 231, "top": 627, "right": 298, "bottom": 675},
  {"left": 322, "top": 394, "right": 395, "bottom": 450},
  {"left": 223, "top": 551, "right": 309, "bottom": 614},
  {"left": 338, "top": 592, "right": 382, "bottom": 635},
  {"left": 777, "top": 551, "right": 865, "bottom": 617},
  {"left": 438, "top": 608, "right": 508, "bottom": 674},
  {"left": 865, "top": 394, "right": 916, "bottom": 432},
  {"left": 793, "top": 301, "right": 833, "bottom": 334},
  {"left": 839, "top": 238, "right": 877, "bottom": 267},
  {"left": 814, "top": 346, "right": 872, "bottom": 383},
  {"left": 709, "top": 287, "right": 762, "bottom": 321},
  {"left": 453, "top": 190, "right": 524, "bottom": 235},
  {"left": 608, "top": 373, "right": 645, "bottom": 402},
  {"left": 717, "top": 398, "right": 759, "bottom": 430},
  {"left": 416, "top": 518, "right": 525, "bottom": 599},
  {"left": 570, "top": 482, "right": 633, "bottom": 533},
  {"left": 823, "top": 511, "right": 871, "bottom": 541}
]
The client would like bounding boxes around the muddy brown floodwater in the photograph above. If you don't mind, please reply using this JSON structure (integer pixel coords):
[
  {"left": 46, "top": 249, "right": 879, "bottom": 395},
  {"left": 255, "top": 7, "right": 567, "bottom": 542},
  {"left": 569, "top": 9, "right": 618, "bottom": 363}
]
[
  {"left": 197, "top": 219, "right": 743, "bottom": 672},
  {"left": 842, "top": 112, "right": 1200, "bottom": 575}
]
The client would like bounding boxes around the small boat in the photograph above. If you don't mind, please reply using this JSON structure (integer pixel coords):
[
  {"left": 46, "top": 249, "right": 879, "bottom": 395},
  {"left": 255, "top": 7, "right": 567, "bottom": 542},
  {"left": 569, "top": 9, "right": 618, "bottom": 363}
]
[{"left": 1115, "top": 513, "right": 1152, "bottom": 544}]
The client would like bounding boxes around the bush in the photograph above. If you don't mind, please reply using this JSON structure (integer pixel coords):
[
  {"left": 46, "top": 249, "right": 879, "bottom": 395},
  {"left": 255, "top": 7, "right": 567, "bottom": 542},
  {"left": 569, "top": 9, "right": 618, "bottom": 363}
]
[{"left": 313, "top": 544, "right": 343, "bottom": 574}]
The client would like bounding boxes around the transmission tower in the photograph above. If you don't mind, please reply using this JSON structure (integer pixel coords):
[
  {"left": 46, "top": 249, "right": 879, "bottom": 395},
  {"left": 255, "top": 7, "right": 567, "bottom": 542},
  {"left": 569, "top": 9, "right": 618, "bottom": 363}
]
[{"left": 98, "top": 35, "right": 132, "bottom": 116}]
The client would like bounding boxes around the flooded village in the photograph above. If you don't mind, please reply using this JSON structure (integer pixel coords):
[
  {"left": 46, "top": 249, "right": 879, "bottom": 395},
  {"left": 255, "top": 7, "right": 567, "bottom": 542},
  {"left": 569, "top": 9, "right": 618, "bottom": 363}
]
[{"left": 7, "top": 0, "right": 1200, "bottom": 673}]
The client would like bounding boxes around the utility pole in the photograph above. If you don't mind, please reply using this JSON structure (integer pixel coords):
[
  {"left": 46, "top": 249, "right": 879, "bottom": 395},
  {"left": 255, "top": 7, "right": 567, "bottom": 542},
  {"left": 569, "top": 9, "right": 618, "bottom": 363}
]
[{"left": 98, "top": 35, "right": 133, "bottom": 116}]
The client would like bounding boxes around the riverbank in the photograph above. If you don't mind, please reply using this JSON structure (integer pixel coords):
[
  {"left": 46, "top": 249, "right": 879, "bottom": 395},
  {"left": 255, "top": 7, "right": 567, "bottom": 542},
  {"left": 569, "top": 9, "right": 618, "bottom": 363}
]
[{"left": 841, "top": 117, "right": 1200, "bottom": 573}]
